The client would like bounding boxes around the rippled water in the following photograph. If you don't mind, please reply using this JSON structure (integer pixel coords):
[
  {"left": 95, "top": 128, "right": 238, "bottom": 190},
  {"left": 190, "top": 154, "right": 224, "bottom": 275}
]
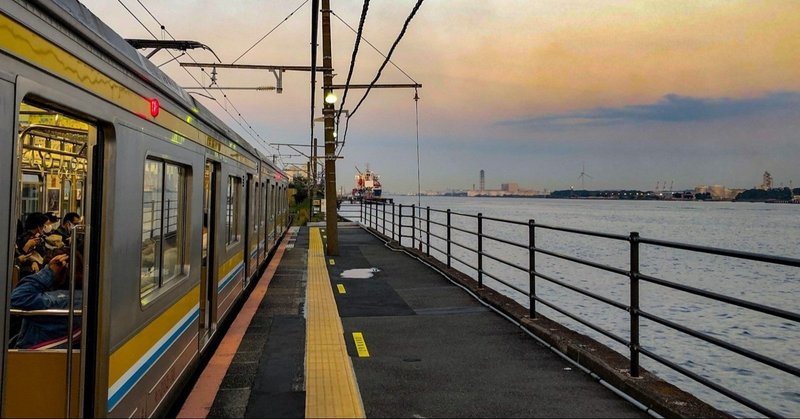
[{"left": 369, "top": 196, "right": 800, "bottom": 417}]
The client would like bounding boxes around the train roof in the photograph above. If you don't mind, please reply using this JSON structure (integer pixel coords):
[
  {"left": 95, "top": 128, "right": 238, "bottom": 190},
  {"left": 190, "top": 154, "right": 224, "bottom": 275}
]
[{"left": 32, "top": 0, "right": 282, "bottom": 172}]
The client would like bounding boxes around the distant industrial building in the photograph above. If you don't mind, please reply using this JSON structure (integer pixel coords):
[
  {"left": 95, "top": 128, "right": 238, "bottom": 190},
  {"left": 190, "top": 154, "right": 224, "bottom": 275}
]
[
  {"left": 501, "top": 183, "right": 519, "bottom": 193},
  {"left": 761, "top": 171, "right": 773, "bottom": 190},
  {"left": 469, "top": 171, "right": 541, "bottom": 197},
  {"left": 694, "top": 184, "right": 742, "bottom": 200}
]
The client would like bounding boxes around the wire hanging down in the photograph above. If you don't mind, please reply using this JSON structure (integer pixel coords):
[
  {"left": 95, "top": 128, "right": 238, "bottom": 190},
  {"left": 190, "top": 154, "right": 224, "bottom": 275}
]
[{"left": 414, "top": 88, "right": 422, "bottom": 248}]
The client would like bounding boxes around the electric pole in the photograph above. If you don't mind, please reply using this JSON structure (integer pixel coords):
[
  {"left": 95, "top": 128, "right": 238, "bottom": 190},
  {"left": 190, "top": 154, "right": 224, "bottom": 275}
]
[{"left": 321, "top": 0, "right": 338, "bottom": 255}]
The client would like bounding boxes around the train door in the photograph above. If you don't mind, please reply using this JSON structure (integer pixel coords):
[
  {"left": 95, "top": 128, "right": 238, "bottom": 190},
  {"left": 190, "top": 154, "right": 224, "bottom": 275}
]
[
  {"left": 199, "top": 160, "right": 219, "bottom": 349},
  {"left": 272, "top": 183, "right": 278, "bottom": 244},
  {"left": 258, "top": 180, "right": 265, "bottom": 263},
  {"left": 243, "top": 174, "right": 252, "bottom": 287},
  {"left": 3, "top": 99, "right": 102, "bottom": 418}
]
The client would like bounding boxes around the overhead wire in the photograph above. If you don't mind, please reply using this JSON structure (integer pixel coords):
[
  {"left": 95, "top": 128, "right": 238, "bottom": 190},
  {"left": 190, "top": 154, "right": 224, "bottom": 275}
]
[
  {"left": 232, "top": 0, "right": 310, "bottom": 65},
  {"left": 335, "top": 0, "right": 370, "bottom": 130},
  {"left": 330, "top": 10, "right": 417, "bottom": 84},
  {"left": 121, "top": 0, "right": 280, "bottom": 158},
  {"left": 414, "top": 88, "right": 421, "bottom": 240},
  {"left": 347, "top": 0, "right": 425, "bottom": 119},
  {"left": 335, "top": 0, "right": 424, "bottom": 156}
]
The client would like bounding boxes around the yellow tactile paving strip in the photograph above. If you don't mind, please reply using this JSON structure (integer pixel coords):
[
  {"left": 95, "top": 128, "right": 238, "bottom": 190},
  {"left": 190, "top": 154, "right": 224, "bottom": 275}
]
[{"left": 306, "top": 228, "right": 366, "bottom": 418}]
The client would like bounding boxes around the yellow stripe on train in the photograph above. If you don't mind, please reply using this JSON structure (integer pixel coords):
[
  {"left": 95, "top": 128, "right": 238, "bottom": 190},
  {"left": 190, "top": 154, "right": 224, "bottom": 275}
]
[
  {"left": 218, "top": 251, "right": 244, "bottom": 285},
  {"left": 108, "top": 285, "right": 199, "bottom": 397}
]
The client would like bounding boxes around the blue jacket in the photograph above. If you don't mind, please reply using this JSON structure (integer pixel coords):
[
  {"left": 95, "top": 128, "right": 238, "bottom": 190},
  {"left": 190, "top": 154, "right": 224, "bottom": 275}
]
[{"left": 10, "top": 266, "right": 82, "bottom": 349}]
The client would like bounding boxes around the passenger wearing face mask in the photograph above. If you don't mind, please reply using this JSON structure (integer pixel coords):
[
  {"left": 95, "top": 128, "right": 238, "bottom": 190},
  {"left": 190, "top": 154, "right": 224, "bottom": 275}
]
[
  {"left": 43, "top": 212, "right": 59, "bottom": 234},
  {"left": 55, "top": 212, "right": 81, "bottom": 242}
]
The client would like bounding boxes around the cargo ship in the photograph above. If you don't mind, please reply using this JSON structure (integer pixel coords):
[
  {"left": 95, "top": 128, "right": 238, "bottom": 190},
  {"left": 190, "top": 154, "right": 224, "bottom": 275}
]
[{"left": 352, "top": 166, "right": 382, "bottom": 200}]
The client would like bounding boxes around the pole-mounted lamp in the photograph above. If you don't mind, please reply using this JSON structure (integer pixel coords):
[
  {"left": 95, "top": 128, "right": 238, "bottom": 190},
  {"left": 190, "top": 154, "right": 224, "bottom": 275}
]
[{"left": 324, "top": 90, "right": 337, "bottom": 104}]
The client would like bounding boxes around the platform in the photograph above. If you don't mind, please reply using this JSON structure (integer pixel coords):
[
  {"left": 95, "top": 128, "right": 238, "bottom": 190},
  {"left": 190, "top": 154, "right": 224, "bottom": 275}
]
[{"left": 178, "top": 225, "right": 647, "bottom": 418}]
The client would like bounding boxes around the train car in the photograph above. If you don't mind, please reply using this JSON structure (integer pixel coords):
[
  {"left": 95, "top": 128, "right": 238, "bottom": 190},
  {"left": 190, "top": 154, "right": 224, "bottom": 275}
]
[{"left": 0, "top": 1, "right": 290, "bottom": 417}]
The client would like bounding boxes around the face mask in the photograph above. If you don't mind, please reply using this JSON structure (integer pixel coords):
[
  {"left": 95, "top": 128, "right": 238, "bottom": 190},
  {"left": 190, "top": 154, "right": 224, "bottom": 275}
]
[{"left": 43, "top": 224, "right": 53, "bottom": 233}]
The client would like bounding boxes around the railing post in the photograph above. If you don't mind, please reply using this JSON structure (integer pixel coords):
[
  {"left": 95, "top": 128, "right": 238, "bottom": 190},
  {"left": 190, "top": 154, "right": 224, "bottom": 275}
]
[
  {"left": 411, "top": 204, "right": 416, "bottom": 250},
  {"left": 477, "top": 212, "right": 483, "bottom": 288},
  {"left": 426, "top": 206, "right": 431, "bottom": 256},
  {"left": 398, "top": 204, "right": 403, "bottom": 245},
  {"left": 360, "top": 200, "right": 363, "bottom": 224},
  {"left": 529, "top": 219, "right": 536, "bottom": 319},
  {"left": 629, "top": 231, "right": 640, "bottom": 377},
  {"left": 391, "top": 202, "right": 396, "bottom": 241},
  {"left": 446, "top": 209, "right": 451, "bottom": 269},
  {"left": 382, "top": 202, "right": 386, "bottom": 236}
]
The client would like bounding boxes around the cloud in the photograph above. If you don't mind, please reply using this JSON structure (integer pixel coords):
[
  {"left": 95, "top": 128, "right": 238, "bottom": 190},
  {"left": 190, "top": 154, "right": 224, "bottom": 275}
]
[{"left": 496, "top": 92, "right": 800, "bottom": 129}]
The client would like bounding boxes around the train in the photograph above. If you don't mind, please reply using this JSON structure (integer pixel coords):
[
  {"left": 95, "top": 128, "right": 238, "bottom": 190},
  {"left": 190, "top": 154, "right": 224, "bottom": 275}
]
[{"left": 0, "top": 1, "right": 290, "bottom": 417}]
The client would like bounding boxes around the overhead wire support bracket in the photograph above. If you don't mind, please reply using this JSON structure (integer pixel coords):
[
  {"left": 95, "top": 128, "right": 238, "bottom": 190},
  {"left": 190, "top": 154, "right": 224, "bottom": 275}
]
[
  {"left": 182, "top": 86, "right": 277, "bottom": 91},
  {"left": 179, "top": 63, "right": 334, "bottom": 94},
  {"left": 125, "top": 39, "right": 221, "bottom": 61},
  {"left": 329, "top": 83, "right": 421, "bottom": 89}
]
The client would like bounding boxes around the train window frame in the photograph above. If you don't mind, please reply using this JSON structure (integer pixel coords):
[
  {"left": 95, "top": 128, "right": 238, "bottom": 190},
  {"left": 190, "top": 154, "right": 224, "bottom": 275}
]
[
  {"left": 226, "top": 175, "right": 241, "bottom": 247},
  {"left": 140, "top": 156, "right": 189, "bottom": 306}
]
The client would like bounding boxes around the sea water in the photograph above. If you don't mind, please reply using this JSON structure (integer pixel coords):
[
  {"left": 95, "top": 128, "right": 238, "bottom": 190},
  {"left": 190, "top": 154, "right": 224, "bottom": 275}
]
[{"left": 376, "top": 196, "right": 800, "bottom": 417}]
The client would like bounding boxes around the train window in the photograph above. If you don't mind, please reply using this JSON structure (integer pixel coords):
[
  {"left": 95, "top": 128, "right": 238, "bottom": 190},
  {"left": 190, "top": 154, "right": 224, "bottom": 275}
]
[
  {"left": 141, "top": 158, "right": 187, "bottom": 303},
  {"left": 226, "top": 175, "right": 241, "bottom": 245},
  {"left": 20, "top": 174, "right": 42, "bottom": 216}
]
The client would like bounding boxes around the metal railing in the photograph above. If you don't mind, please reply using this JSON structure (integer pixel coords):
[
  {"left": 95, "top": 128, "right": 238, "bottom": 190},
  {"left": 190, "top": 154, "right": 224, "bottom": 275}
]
[{"left": 344, "top": 200, "right": 800, "bottom": 418}]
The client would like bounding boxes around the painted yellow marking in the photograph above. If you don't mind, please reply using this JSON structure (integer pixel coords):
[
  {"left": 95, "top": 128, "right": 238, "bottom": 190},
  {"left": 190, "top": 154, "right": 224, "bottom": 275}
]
[
  {"left": 329, "top": 259, "right": 336, "bottom": 266},
  {"left": 305, "top": 228, "right": 365, "bottom": 418},
  {"left": 337, "top": 284, "right": 346, "bottom": 294},
  {"left": 352, "top": 332, "right": 370, "bottom": 358}
]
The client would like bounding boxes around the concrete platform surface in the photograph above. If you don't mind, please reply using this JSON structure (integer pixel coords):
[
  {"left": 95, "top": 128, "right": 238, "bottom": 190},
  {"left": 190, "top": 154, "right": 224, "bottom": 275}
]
[{"left": 182, "top": 225, "right": 647, "bottom": 418}]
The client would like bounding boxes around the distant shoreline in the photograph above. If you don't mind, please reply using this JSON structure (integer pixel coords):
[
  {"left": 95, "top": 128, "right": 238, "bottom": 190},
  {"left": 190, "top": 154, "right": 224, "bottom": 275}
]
[{"left": 386, "top": 194, "right": 800, "bottom": 204}]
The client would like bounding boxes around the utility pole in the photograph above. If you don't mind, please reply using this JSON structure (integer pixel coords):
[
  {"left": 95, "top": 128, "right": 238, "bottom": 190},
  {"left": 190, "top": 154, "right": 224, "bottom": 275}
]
[
  {"left": 321, "top": 0, "right": 339, "bottom": 255},
  {"left": 311, "top": 137, "right": 317, "bottom": 216},
  {"left": 311, "top": 0, "right": 319, "bottom": 224}
]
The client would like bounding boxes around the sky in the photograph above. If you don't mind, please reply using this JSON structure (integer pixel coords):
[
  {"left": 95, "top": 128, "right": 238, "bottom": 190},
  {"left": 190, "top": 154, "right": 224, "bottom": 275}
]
[{"left": 78, "top": 0, "right": 800, "bottom": 193}]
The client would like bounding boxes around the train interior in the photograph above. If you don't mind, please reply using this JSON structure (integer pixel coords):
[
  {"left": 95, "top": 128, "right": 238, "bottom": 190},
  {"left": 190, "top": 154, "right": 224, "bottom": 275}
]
[{"left": 4, "top": 101, "right": 95, "bottom": 417}]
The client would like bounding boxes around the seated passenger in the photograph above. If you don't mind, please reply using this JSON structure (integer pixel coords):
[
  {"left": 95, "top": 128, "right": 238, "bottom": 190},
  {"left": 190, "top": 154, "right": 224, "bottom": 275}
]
[
  {"left": 41, "top": 234, "right": 66, "bottom": 266},
  {"left": 44, "top": 212, "right": 59, "bottom": 234},
  {"left": 54, "top": 212, "right": 81, "bottom": 241},
  {"left": 10, "top": 253, "right": 82, "bottom": 349},
  {"left": 16, "top": 213, "right": 48, "bottom": 278}
]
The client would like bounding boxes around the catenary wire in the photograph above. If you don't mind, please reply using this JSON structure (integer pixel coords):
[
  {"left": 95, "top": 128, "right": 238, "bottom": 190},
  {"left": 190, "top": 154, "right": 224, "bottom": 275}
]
[
  {"left": 335, "top": 0, "right": 370, "bottom": 130},
  {"left": 125, "top": 0, "right": 280, "bottom": 157},
  {"left": 336, "top": 0, "right": 424, "bottom": 156},
  {"left": 232, "top": 0, "right": 310, "bottom": 64},
  {"left": 330, "top": 10, "right": 417, "bottom": 84},
  {"left": 347, "top": 0, "right": 424, "bottom": 118}
]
